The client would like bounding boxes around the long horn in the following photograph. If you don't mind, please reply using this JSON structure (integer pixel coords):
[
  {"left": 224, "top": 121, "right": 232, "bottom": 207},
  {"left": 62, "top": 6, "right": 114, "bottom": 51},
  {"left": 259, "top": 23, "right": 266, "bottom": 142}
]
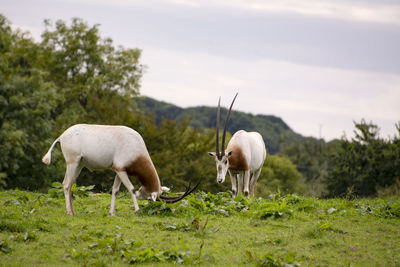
[
  {"left": 221, "top": 93, "right": 238, "bottom": 156},
  {"left": 159, "top": 180, "right": 201, "bottom": 203},
  {"left": 216, "top": 97, "right": 221, "bottom": 159}
]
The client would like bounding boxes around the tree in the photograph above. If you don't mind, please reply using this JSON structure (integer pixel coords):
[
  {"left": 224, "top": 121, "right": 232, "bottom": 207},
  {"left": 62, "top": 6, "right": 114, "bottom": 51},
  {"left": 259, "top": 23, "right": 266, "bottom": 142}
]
[
  {"left": 39, "top": 18, "right": 144, "bottom": 129},
  {"left": 0, "top": 15, "right": 62, "bottom": 189},
  {"left": 256, "top": 155, "right": 305, "bottom": 196},
  {"left": 0, "top": 15, "right": 145, "bottom": 190},
  {"left": 326, "top": 120, "right": 400, "bottom": 197},
  {"left": 282, "top": 138, "right": 339, "bottom": 196}
]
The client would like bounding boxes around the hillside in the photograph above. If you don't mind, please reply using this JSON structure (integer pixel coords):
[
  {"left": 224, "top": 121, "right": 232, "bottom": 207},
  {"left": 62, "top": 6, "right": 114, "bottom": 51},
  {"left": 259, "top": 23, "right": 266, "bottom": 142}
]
[{"left": 135, "top": 96, "right": 306, "bottom": 154}]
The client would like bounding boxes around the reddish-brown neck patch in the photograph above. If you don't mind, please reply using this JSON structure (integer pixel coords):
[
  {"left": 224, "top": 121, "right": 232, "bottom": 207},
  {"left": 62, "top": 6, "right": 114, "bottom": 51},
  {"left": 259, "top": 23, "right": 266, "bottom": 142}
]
[
  {"left": 123, "top": 155, "right": 161, "bottom": 193},
  {"left": 228, "top": 146, "right": 249, "bottom": 171}
]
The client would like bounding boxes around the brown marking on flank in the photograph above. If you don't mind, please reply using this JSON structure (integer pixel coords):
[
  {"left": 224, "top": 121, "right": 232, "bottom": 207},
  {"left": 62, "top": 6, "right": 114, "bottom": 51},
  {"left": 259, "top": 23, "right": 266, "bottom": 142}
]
[
  {"left": 227, "top": 146, "right": 249, "bottom": 171},
  {"left": 113, "top": 155, "right": 161, "bottom": 193}
]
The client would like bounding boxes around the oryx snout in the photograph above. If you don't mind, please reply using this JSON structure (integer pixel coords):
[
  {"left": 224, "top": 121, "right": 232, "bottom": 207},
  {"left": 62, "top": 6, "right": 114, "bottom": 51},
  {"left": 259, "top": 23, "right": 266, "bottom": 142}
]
[{"left": 216, "top": 162, "right": 228, "bottom": 184}]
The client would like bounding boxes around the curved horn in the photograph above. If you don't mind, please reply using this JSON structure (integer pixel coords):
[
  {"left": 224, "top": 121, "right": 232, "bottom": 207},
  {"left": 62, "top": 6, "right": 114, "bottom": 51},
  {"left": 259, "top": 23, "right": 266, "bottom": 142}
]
[
  {"left": 159, "top": 180, "right": 200, "bottom": 203},
  {"left": 216, "top": 97, "right": 221, "bottom": 159},
  {"left": 221, "top": 93, "right": 238, "bottom": 156}
]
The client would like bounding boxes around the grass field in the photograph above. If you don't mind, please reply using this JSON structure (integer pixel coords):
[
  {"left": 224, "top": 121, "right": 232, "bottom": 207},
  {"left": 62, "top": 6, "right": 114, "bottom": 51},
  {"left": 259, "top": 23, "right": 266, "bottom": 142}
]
[{"left": 0, "top": 188, "right": 399, "bottom": 266}]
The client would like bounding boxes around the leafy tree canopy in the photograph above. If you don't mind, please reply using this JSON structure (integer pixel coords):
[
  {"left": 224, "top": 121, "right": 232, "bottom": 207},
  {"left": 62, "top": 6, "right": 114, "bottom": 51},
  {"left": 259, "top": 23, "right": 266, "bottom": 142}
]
[
  {"left": 0, "top": 15, "right": 144, "bottom": 190},
  {"left": 325, "top": 120, "right": 400, "bottom": 198}
]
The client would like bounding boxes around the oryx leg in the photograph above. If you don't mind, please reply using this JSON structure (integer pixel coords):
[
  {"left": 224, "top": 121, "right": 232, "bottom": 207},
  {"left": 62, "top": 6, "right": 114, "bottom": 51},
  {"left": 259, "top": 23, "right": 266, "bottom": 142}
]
[
  {"left": 228, "top": 170, "right": 237, "bottom": 197},
  {"left": 243, "top": 170, "right": 251, "bottom": 197},
  {"left": 237, "top": 173, "right": 244, "bottom": 194},
  {"left": 115, "top": 171, "right": 139, "bottom": 212},
  {"left": 62, "top": 160, "right": 83, "bottom": 216},
  {"left": 109, "top": 175, "right": 122, "bottom": 216},
  {"left": 250, "top": 168, "right": 262, "bottom": 197}
]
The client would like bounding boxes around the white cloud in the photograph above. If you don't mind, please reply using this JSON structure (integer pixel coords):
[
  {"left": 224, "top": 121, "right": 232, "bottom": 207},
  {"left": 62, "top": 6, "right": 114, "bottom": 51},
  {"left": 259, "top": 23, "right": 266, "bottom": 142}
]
[
  {"left": 36, "top": 0, "right": 400, "bottom": 25},
  {"left": 167, "top": 0, "right": 400, "bottom": 25},
  {"left": 141, "top": 46, "right": 400, "bottom": 140}
]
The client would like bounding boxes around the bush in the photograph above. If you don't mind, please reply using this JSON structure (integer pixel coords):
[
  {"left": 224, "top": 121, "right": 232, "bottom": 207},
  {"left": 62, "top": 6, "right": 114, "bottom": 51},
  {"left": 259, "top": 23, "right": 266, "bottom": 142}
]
[
  {"left": 257, "top": 155, "right": 305, "bottom": 196},
  {"left": 326, "top": 120, "right": 400, "bottom": 197}
]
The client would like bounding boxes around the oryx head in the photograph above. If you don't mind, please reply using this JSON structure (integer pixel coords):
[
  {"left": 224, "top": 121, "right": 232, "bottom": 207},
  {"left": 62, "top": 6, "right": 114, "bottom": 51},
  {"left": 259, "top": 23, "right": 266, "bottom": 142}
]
[
  {"left": 135, "top": 183, "right": 200, "bottom": 203},
  {"left": 135, "top": 186, "right": 170, "bottom": 201},
  {"left": 208, "top": 93, "right": 238, "bottom": 184}
]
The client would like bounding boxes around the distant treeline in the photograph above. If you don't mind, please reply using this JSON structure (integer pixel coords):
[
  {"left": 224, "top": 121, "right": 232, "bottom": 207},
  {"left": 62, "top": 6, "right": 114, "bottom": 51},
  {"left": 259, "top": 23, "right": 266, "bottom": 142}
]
[
  {"left": 1, "top": 14, "right": 399, "bottom": 197},
  {"left": 136, "top": 96, "right": 305, "bottom": 154}
]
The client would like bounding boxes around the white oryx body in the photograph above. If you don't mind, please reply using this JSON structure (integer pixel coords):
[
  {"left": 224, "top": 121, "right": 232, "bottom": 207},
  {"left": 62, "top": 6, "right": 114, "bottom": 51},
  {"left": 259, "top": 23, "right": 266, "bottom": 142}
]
[
  {"left": 42, "top": 124, "right": 197, "bottom": 215},
  {"left": 225, "top": 130, "right": 266, "bottom": 197},
  {"left": 209, "top": 94, "right": 266, "bottom": 197}
]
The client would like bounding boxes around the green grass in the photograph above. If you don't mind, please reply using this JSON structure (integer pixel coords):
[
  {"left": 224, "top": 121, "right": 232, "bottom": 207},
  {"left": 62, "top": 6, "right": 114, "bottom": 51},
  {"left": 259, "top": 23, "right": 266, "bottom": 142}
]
[{"left": 0, "top": 190, "right": 399, "bottom": 266}]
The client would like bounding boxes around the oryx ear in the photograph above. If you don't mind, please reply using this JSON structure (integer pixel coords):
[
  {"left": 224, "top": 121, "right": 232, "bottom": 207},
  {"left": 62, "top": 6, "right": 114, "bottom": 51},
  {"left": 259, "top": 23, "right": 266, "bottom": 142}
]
[
  {"left": 208, "top": 152, "right": 216, "bottom": 157},
  {"left": 161, "top": 186, "right": 170, "bottom": 192},
  {"left": 226, "top": 151, "right": 233, "bottom": 157},
  {"left": 151, "top": 192, "right": 158, "bottom": 202}
]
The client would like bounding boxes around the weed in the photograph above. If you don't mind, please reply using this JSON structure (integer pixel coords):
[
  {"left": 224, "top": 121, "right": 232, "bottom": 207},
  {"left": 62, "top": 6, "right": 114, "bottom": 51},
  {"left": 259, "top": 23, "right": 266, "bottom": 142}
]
[
  {"left": 153, "top": 216, "right": 215, "bottom": 237},
  {"left": 245, "top": 250, "right": 300, "bottom": 267},
  {"left": 355, "top": 199, "right": 400, "bottom": 218},
  {"left": 138, "top": 200, "right": 178, "bottom": 216},
  {"left": 0, "top": 220, "right": 27, "bottom": 233},
  {"left": 256, "top": 201, "right": 293, "bottom": 219},
  {"left": 124, "top": 247, "right": 185, "bottom": 264},
  {"left": 251, "top": 236, "right": 284, "bottom": 247},
  {"left": 8, "top": 231, "right": 38, "bottom": 242},
  {"left": 306, "top": 222, "right": 347, "bottom": 238},
  {"left": 0, "top": 240, "right": 12, "bottom": 254},
  {"left": 48, "top": 182, "right": 95, "bottom": 199},
  {"left": 66, "top": 231, "right": 186, "bottom": 265},
  {"left": 376, "top": 200, "right": 400, "bottom": 218}
]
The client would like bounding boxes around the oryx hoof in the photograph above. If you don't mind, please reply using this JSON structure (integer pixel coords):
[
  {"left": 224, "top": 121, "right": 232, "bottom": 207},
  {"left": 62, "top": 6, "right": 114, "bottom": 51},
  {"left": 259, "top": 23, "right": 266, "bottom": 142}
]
[{"left": 231, "top": 190, "right": 237, "bottom": 198}]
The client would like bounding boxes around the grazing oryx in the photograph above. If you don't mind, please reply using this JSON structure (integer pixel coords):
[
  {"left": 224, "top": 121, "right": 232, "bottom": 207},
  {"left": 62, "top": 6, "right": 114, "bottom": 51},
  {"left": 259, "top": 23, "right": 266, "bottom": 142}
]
[
  {"left": 42, "top": 124, "right": 199, "bottom": 215},
  {"left": 208, "top": 94, "right": 266, "bottom": 198}
]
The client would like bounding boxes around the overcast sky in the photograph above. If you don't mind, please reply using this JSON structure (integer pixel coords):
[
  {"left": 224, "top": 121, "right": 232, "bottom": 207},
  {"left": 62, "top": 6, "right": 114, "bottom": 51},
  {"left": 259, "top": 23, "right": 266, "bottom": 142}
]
[{"left": 3, "top": 0, "right": 400, "bottom": 140}]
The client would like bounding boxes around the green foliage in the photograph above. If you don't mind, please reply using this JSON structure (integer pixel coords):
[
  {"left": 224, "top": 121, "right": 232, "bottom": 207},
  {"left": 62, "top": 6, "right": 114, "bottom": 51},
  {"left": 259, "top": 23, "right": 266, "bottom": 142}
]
[
  {"left": 67, "top": 231, "right": 185, "bottom": 265},
  {"left": 0, "top": 15, "right": 144, "bottom": 191},
  {"left": 40, "top": 18, "right": 143, "bottom": 127},
  {"left": 245, "top": 250, "right": 300, "bottom": 267},
  {"left": 377, "top": 178, "right": 400, "bottom": 198},
  {"left": 355, "top": 198, "right": 400, "bottom": 218},
  {"left": 0, "top": 15, "right": 63, "bottom": 190},
  {"left": 255, "top": 200, "right": 293, "bottom": 219},
  {"left": 258, "top": 155, "right": 305, "bottom": 196},
  {"left": 305, "top": 222, "right": 347, "bottom": 239},
  {"left": 47, "top": 182, "right": 95, "bottom": 199},
  {"left": 153, "top": 216, "right": 213, "bottom": 238},
  {"left": 282, "top": 138, "right": 340, "bottom": 196},
  {"left": 0, "top": 240, "right": 12, "bottom": 254},
  {"left": 135, "top": 115, "right": 220, "bottom": 193},
  {"left": 136, "top": 96, "right": 304, "bottom": 154},
  {"left": 326, "top": 120, "right": 400, "bottom": 197}
]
